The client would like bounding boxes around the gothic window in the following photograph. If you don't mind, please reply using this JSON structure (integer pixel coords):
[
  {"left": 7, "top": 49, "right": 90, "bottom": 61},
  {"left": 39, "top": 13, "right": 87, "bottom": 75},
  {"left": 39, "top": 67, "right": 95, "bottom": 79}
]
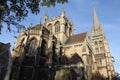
[
  {"left": 69, "top": 27, "right": 72, "bottom": 36},
  {"left": 99, "top": 41, "right": 103, "bottom": 46},
  {"left": 28, "top": 38, "right": 37, "bottom": 56},
  {"left": 55, "top": 21, "right": 60, "bottom": 32},
  {"left": 47, "top": 24, "right": 52, "bottom": 33},
  {"left": 65, "top": 23, "right": 68, "bottom": 35},
  {"left": 94, "top": 41, "right": 98, "bottom": 46}
]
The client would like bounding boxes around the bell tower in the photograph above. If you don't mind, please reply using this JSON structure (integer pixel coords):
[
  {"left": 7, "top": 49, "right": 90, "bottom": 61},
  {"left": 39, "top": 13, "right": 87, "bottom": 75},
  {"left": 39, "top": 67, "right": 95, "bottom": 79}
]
[
  {"left": 43, "top": 9, "right": 73, "bottom": 44},
  {"left": 91, "top": 9, "right": 115, "bottom": 78}
]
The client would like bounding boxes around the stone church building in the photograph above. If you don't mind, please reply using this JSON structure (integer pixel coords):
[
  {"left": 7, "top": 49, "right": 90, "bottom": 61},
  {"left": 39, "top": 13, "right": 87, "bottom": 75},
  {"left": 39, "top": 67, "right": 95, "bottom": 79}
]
[{"left": 9, "top": 9, "right": 114, "bottom": 80}]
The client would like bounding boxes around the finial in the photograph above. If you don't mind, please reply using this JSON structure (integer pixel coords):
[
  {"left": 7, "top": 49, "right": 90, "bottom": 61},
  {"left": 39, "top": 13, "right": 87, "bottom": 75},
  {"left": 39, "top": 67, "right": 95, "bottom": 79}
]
[
  {"left": 45, "top": 10, "right": 48, "bottom": 16},
  {"left": 61, "top": 8, "right": 66, "bottom": 17},
  {"left": 93, "top": 8, "right": 96, "bottom": 12},
  {"left": 44, "top": 10, "right": 49, "bottom": 23},
  {"left": 29, "top": 23, "right": 32, "bottom": 28}
]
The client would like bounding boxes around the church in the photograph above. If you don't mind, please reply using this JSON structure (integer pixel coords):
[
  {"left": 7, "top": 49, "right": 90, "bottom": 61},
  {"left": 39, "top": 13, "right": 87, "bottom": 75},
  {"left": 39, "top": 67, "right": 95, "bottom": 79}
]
[{"left": 9, "top": 9, "right": 115, "bottom": 80}]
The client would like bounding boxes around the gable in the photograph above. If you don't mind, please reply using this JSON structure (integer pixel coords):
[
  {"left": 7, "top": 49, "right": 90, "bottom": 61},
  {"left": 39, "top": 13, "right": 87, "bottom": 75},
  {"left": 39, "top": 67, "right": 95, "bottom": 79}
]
[{"left": 65, "top": 32, "right": 87, "bottom": 45}]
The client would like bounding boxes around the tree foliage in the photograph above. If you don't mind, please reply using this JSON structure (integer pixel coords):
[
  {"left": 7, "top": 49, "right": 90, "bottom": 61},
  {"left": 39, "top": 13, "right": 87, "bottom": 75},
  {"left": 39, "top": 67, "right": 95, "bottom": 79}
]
[
  {"left": 0, "top": 0, "right": 68, "bottom": 34},
  {"left": 111, "top": 72, "right": 120, "bottom": 80},
  {"left": 91, "top": 72, "right": 106, "bottom": 80},
  {"left": 91, "top": 72, "right": 120, "bottom": 80}
]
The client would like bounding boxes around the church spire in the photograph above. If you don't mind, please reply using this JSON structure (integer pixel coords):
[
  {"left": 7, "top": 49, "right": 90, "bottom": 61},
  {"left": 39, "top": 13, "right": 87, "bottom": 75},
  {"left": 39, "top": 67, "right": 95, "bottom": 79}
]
[
  {"left": 93, "top": 8, "right": 100, "bottom": 29},
  {"left": 92, "top": 8, "right": 103, "bottom": 35}
]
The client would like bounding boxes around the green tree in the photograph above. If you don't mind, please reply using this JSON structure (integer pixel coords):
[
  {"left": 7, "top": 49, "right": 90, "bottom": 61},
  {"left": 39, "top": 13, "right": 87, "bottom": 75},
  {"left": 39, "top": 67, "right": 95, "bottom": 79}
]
[
  {"left": 91, "top": 72, "right": 120, "bottom": 80},
  {"left": 91, "top": 72, "right": 106, "bottom": 80},
  {"left": 111, "top": 72, "right": 120, "bottom": 80},
  {"left": 0, "top": 0, "right": 68, "bottom": 34}
]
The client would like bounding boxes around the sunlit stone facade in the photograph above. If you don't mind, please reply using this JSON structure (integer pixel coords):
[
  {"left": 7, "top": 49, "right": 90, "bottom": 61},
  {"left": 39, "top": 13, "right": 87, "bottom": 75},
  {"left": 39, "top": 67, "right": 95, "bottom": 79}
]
[
  {"left": 91, "top": 9, "right": 115, "bottom": 78},
  {"left": 11, "top": 9, "right": 114, "bottom": 80}
]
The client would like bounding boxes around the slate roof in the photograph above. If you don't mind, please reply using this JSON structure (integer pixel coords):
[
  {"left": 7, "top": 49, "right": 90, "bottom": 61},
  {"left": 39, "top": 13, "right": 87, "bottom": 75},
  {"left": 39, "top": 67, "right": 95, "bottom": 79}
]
[
  {"left": 31, "top": 24, "right": 43, "bottom": 30},
  {"left": 65, "top": 32, "right": 87, "bottom": 45},
  {"left": 31, "top": 24, "right": 49, "bottom": 32}
]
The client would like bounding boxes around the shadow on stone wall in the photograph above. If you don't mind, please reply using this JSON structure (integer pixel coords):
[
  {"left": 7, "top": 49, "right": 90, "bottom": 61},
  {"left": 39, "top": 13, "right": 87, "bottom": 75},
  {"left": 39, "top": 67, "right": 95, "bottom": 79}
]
[{"left": 0, "top": 42, "right": 11, "bottom": 80}]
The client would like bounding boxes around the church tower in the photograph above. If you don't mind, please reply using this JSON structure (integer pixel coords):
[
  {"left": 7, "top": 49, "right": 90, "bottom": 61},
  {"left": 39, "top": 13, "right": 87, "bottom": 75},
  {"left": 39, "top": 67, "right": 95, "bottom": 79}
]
[
  {"left": 43, "top": 9, "right": 73, "bottom": 44},
  {"left": 91, "top": 9, "right": 115, "bottom": 78}
]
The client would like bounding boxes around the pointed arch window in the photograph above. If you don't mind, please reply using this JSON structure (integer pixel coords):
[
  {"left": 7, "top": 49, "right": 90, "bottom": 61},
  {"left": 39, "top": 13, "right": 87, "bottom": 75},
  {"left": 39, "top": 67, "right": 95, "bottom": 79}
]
[
  {"left": 65, "top": 23, "right": 68, "bottom": 35},
  {"left": 28, "top": 38, "right": 37, "bottom": 56},
  {"left": 69, "top": 27, "right": 72, "bottom": 36},
  {"left": 99, "top": 41, "right": 103, "bottom": 46},
  {"left": 94, "top": 41, "right": 98, "bottom": 46},
  {"left": 55, "top": 21, "right": 60, "bottom": 32}
]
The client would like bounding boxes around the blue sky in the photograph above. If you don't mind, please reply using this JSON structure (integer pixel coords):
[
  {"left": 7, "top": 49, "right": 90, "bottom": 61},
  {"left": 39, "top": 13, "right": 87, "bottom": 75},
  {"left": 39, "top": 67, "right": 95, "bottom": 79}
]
[{"left": 0, "top": 0, "right": 120, "bottom": 74}]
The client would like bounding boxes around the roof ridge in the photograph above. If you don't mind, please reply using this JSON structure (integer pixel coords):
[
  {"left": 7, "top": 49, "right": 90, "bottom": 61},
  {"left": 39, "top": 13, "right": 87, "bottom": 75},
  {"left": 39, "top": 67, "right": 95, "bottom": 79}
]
[
  {"left": 73, "top": 32, "right": 87, "bottom": 36},
  {"left": 65, "top": 32, "right": 87, "bottom": 45}
]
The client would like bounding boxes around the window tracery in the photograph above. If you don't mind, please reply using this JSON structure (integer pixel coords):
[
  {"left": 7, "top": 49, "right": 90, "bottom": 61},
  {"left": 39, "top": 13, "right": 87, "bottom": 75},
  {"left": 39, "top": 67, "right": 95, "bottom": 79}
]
[
  {"left": 28, "top": 38, "right": 37, "bottom": 56},
  {"left": 65, "top": 23, "right": 68, "bottom": 35},
  {"left": 55, "top": 21, "right": 60, "bottom": 32},
  {"left": 69, "top": 27, "right": 72, "bottom": 36}
]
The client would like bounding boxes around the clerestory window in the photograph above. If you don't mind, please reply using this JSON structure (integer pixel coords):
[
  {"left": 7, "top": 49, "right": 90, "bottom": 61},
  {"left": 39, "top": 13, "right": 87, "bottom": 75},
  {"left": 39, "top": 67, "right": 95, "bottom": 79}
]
[
  {"left": 65, "top": 23, "right": 67, "bottom": 34},
  {"left": 28, "top": 38, "right": 37, "bottom": 56},
  {"left": 55, "top": 21, "right": 60, "bottom": 32}
]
